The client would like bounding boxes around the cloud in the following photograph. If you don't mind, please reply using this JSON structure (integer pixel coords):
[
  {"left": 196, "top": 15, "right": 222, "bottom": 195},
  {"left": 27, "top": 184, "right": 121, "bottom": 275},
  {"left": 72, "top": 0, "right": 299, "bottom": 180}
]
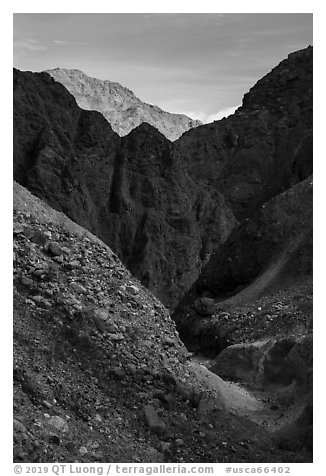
[
  {"left": 13, "top": 39, "right": 47, "bottom": 51},
  {"left": 180, "top": 111, "right": 207, "bottom": 122},
  {"left": 205, "top": 105, "right": 240, "bottom": 123},
  {"left": 52, "top": 40, "right": 87, "bottom": 46},
  {"left": 180, "top": 105, "right": 240, "bottom": 123},
  {"left": 14, "top": 38, "right": 87, "bottom": 52},
  {"left": 52, "top": 40, "right": 69, "bottom": 45}
]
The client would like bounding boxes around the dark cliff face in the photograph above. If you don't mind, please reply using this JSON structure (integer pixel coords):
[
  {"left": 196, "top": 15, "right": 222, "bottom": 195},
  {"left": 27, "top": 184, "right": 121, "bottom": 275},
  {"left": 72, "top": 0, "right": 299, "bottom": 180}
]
[
  {"left": 102, "top": 123, "right": 236, "bottom": 306},
  {"left": 172, "top": 46, "right": 313, "bottom": 323},
  {"left": 173, "top": 177, "right": 313, "bottom": 353},
  {"left": 176, "top": 46, "right": 313, "bottom": 220},
  {"left": 172, "top": 44, "right": 313, "bottom": 354},
  {"left": 13, "top": 69, "right": 236, "bottom": 308},
  {"left": 13, "top": 68, "right": 120, "bottom": 233},
  {"left": 13, "top": 47, "right": 313, "bottom": 309},
  {"left": 179, "top": 176, "right": 313, "bottom": 304}
]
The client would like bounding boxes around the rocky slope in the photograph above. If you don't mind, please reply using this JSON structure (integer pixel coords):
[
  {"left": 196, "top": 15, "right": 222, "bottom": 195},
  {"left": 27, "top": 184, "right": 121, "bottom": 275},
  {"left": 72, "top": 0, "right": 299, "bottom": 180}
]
[
  {"left": 174, "top": 177, "right": 313, "bottom": 354},
  {"left": 13, "top": 46, "right": 313, "bottom": 311},
  {"left": 189, "top": 176, "right": 312, "bottom": 303},
  {"left": 171, "top": 172, "right": 313, "bottom": 455},
  {"left": 14, "top": 182, "right": 308, "bottom": 463},
  {"left": 209, "top": 333, "right": 312, "bottom": 456},
  {"left": 170, "top": 174, "right": 313, "bottom": 458},
  {"left": 45, "top": 68, "right": 202, "bottom": 141}
]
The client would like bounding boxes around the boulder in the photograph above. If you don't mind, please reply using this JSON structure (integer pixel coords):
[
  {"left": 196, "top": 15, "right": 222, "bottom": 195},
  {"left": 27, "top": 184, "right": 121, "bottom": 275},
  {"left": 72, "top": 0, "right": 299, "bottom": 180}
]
[
  {"left": 194, "top": 297, "right": 217, "bottom": 317},
  {"left": 70, "top": 282, "right": 86, "bottom": 294},
  {"left": 209, "top": 336, "right": 309, "bottom": 390},
  {"left": 272, "top": 401, "right": 313, "bottom": 453},
  {"left": 143, "top": 404, "right": 166, "bottom": 435},
  {"left": 47, "top": 416, "right": 69, "bottom": 433},
  {"left": 46, "top": 241, "right": 63, "bottom": 257}
]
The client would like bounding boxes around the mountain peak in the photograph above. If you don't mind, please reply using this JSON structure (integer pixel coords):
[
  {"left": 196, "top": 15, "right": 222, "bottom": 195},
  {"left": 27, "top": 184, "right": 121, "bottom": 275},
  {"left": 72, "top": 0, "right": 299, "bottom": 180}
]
[
  {"left": 128, "top": 121, "right": 167, "bottom": 138},
  {"left": 45, "top": 68, "right": 202, "bottom": 140}
]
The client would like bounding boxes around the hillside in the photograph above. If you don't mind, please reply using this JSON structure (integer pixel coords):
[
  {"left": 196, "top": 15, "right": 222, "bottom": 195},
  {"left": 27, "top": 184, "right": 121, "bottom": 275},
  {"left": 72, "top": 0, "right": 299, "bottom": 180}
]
[
  {"left": 45, "top": 68, "right": 202, "bottom": 141},
  {"left": 174, "top": 177, "right": 312, "bottom": 354},
  {"left": 13, "top": 182, "right": 309, "bottom": 463},
  {"left": 176, "top": 46, "right": 312, "bottom": 219},
  {"left": 170, "top": 176, "right": 313, "bottom": 459}
]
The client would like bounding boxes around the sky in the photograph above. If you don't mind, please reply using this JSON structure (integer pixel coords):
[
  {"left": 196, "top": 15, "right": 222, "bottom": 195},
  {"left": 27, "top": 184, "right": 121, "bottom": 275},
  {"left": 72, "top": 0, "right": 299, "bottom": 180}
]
[{"left": 13, "top": 13, "right": 312, "bottom": 122}]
